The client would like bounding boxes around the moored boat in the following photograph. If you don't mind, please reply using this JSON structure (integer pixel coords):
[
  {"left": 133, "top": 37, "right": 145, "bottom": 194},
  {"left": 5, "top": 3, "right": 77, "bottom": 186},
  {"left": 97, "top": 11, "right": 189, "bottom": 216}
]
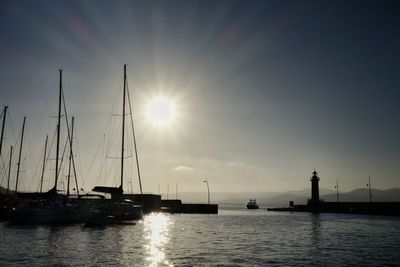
[
  {"left": 85, "top": 65, "right": 143, "bottom": 225},
  {"left": 84, "top": 199, "right": 143, "bottom": 226},
  {"left": 11, "top": 197, "right": 81, "bottom": 224},
  {"left": 9, "top": 70, "right": 82, "bottom": 224}
]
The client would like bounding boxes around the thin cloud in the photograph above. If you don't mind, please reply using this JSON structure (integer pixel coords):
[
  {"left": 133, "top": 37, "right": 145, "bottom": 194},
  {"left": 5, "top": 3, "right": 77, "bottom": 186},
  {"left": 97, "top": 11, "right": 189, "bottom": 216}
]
[
  {"left": 174, "top": 165, "right": 193, "bottom": 172},
  {"left": 227, "top": 161, "right": 243, "bottom": 167}
]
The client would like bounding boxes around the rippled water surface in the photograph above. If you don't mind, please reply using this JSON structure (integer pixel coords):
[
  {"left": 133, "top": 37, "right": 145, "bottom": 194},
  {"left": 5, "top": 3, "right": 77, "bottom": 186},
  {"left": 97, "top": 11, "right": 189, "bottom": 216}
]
[{"left": 1, "top": 209, "right": 400, "bottom": 266}]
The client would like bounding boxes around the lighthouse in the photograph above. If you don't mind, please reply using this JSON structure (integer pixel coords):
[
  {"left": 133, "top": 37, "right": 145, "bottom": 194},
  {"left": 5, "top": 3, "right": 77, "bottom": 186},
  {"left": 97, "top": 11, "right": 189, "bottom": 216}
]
[{"left": 310, "top": 169, "right": 320, "bottom": 205}]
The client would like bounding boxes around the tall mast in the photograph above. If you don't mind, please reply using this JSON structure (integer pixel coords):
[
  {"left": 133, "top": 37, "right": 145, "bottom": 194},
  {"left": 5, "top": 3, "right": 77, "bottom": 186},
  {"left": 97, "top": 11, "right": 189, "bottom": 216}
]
[
  {"left": 0, "top": 105, "right": 8, "bottom": 156},
  {"left": 121, "top": 65, "right": 127, "bottom": 191},
  {"left": 39, "top": 135, "right": 48, "bottom": 193},
  {"left": 6, "top": 146, "right": 13, "bottom": 195},
  {"left": 55, "top": 69, "right": 62, "bottom": 190},
  {"left": 60, "top": 86, "right": 79, "bottom": 196},
  {"left": 15, "top": 116, "right": 26, "bottom": 194},
  {"left": 66, "top": 117, "right": 74, "bottom": 197}
]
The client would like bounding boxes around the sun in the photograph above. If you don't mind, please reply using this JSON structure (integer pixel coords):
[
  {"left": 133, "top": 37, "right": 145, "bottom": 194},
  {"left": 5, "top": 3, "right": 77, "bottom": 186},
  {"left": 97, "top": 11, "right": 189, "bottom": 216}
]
[{"left": 146, "top": 96, "right": 176, "bottom": 127}]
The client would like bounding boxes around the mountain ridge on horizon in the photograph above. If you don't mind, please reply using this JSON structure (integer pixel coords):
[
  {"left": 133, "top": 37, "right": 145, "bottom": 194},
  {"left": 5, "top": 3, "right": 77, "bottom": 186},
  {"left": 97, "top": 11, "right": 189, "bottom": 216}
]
[{"left": 162, "top": 187, "right": 400, "bottom": 206}]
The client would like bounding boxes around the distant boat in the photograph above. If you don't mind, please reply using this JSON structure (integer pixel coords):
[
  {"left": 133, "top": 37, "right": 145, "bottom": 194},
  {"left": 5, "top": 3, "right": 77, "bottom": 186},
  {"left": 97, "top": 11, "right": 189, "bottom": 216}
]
[{"left": 246, "top": 199, "right": 259, "bottom": 209}]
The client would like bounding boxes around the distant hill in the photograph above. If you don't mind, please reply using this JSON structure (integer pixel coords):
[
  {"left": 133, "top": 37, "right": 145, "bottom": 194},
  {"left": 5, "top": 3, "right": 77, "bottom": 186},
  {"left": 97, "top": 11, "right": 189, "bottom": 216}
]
[
  {"left": 171, "top": 188, "right": 336, "bottom": 206},
  {"left": 322, "top": 188, "right": 400, "bottom": 203},
  {"left": 177, "top": 188, "right": 400, "bottom": 208},
  {"left": 226, "top": 188, "right": 400, "bottom": 208}
]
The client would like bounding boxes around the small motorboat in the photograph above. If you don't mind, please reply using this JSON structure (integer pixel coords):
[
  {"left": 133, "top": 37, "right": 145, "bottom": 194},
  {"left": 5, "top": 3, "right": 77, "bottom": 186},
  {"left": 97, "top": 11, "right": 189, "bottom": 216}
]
[{"left": 246, "top": 199, "right": 259, "bottom": 209}]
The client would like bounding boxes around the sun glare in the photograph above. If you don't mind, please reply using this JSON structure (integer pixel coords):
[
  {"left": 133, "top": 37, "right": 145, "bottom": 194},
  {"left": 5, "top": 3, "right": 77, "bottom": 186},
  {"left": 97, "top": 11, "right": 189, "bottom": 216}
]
[{"left": 146, "top": 96, "right": 176, "bottom": 127}]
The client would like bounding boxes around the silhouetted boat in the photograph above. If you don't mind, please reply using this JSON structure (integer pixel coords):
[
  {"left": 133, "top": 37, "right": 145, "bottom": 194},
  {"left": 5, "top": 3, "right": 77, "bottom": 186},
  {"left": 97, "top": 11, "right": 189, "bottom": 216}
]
[
  {"left": 87, "top": 65, "right": 143, "bottom": 225},
  {"left": 0, "top": 105, "right": 13, "bottom": 220},
  {"left": 84, "top": 198, "right": 142, "bottom": 226},
  {"left": 10, "top": 70, "right": 81, "bottom": 224},
  {"left": 246, "top": 199, "right": 259, "bottom": 209},
  {"left": 11, "top": 197, "right": 81, "bottom": 224}
]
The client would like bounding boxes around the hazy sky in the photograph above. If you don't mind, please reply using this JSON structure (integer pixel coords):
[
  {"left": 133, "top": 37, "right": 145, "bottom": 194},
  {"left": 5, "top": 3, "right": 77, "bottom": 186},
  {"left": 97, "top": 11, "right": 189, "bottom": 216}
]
[{"left": 1, "top": 0, "right": 399, "bottom": 195}]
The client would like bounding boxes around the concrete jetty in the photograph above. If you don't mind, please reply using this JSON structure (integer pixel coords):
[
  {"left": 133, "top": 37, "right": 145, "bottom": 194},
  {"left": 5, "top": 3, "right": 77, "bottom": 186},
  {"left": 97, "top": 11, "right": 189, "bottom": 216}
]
[{"left": 268, "top": 170, "right": 400, "bottom": 216}]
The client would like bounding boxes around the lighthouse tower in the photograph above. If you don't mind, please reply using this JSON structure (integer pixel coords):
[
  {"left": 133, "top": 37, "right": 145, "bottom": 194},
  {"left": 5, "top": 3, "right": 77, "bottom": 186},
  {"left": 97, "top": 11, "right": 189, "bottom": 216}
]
[{"left": 310, "top": 169, "right": 320, "bottom": 205}]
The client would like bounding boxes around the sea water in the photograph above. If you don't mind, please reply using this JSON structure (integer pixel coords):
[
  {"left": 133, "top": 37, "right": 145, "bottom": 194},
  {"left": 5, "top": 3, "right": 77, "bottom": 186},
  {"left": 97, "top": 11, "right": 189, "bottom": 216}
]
[{"left": 1, "top": 208, "right": 400, "bottom": 266}]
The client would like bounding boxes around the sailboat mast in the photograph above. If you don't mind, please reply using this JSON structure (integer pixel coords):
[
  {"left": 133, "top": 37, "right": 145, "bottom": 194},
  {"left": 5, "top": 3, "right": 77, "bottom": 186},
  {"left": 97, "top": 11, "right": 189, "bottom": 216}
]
[
  {"left": 66, "top": 117, "right": 74, "bottom": 197},
  {"left": 72, "top": 145, "right": 80, "bottom": 197},
  {"left": 15, "top": 116, "right": 26, "bottom": 194},
  {"left": 121, "top": 65, "right": 127, "bottom": 191},
  {"left": 127, "top": 90, "right": 143, "bottom": 194},
  {"left": 126, "top": 73, "right": 143, "bottom": 194},
  {"left": 40, "top": 135, "right": 48, "bottom": 193},
  {"left": 60, "top": 87, "right": 80, "bottom": 196},
  {"left": 6, "top": 146, "right": 13, "bottom": 195},
  {"left": 55, "top": 69, "right": 62, "bottom": 190},
  {"left": 0, "top": 105, "right": 8, "bottom": 156}
]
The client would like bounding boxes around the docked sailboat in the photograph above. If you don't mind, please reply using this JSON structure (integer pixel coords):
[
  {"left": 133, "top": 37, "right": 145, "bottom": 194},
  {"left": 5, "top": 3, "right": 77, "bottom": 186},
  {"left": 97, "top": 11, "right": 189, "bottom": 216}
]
[
  {"left": 85, "top": 65, "right": 143, "bottom": 225},
  {"left": 0, "top": 105, "right": 17, "bottom": 220},
  {"left": 10, "top": 70, "right": 81, "bottom": 224}
]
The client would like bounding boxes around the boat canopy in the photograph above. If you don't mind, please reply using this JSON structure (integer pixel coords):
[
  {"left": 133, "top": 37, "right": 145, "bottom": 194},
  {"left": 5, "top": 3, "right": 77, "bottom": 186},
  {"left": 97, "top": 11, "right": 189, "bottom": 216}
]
[{"left": 92, "top": 185, "right": 123, "bottom": 195}]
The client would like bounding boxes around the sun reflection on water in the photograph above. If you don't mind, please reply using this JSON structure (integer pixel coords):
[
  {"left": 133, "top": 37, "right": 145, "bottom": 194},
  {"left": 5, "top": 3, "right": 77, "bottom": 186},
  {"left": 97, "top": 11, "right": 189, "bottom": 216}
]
[{"left": 143, "top": 213, "right": 174, "bottom": 267}]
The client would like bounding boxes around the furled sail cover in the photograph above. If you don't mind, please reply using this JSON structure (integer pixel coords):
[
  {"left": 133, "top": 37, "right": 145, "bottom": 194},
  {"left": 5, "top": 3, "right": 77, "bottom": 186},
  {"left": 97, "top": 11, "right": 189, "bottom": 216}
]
[{"left": 92, "top": 185, "right": 123, "bottom": 195}]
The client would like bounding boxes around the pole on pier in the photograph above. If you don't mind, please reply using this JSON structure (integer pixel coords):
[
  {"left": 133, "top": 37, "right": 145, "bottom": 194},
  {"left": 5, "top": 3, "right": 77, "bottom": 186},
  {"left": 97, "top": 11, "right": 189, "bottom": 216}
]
[
  {"left": 335, "top": 179, "right": 339, "bottom": 202},
  {"left": 367, "top": 176, "right": 372, "bottom": 202},
  {"left": 203, "top": 178, "right": 210, "bottom": 205}
]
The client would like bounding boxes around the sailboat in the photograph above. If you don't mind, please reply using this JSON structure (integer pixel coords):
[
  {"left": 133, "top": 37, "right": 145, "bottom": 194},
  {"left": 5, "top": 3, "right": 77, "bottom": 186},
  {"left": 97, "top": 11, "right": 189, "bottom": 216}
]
[
  {"left": 10, "top": 70, "right": 81, "bottom": 224},
  {"left": 85, "top": 65, "right": 143, "bottom": 225},
  {"left": 0, "top": 105, "right": 16, "bottom": 220}
]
